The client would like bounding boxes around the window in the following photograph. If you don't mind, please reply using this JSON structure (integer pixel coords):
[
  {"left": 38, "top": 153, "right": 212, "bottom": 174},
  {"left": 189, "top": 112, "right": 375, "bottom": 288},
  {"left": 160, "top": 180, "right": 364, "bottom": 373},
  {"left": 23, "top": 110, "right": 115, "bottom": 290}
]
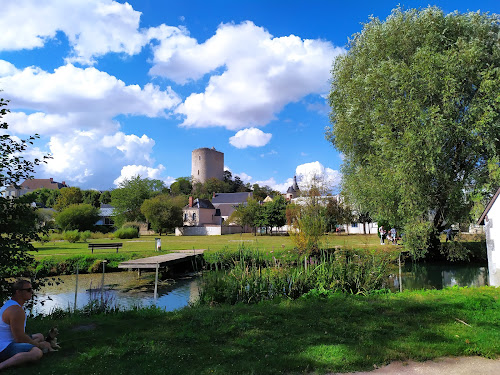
[
  {"left": 351, "top": 223, "right": 358, "bottom": 228},
  {"left": 199, "top": 156, "right": 201, "bottom": 160},
  {"left": 184, "top": 213, "right": 188, "bottom": 221},
  {"left": 192, "top": 213, "right": 196, "bottom": 221}
]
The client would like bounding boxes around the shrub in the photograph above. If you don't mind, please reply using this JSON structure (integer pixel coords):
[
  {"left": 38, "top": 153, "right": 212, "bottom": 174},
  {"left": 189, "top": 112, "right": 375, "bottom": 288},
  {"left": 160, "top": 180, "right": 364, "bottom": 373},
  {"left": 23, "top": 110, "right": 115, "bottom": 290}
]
[
  {"left": 122, "top": 222, "right": 141, "bottom": 231},
  {"left": 80, "top": 230, "right": 91, "bottom": 242},
  {"left": 55, "top": 203, "right": 100, "bottom": 231},
  {"left": 114, "top": 227, "right": 139, "bottom": 239},
  {"left": 63, "top": 230, "right": 81, "bottom": 243}
]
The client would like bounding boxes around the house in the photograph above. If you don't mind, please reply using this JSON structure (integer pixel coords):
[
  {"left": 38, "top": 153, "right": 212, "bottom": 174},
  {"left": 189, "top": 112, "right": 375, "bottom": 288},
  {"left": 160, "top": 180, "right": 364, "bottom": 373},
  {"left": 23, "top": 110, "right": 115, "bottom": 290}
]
[
  {"left": 478, "top": 187, "right": 500, "bottom": 287},
  {"left": 211, "top": 192, "right": 253, "bottom": 222},
  {"left": 2, "top": 178, "right": 68, "bottom": 199},
  {"left": 95, "top": 204, "right": 115, "bottom": 226},
  {"left": 182, "top": 197, "right": 222, "bottom": 227}
]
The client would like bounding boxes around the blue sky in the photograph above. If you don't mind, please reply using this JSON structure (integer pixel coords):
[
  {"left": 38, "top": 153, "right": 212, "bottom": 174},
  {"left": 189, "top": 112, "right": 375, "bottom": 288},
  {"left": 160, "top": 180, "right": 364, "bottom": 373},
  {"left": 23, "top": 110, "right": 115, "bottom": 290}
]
[{"left": 1, "top": 0, "right": 499, "bottom": 192}]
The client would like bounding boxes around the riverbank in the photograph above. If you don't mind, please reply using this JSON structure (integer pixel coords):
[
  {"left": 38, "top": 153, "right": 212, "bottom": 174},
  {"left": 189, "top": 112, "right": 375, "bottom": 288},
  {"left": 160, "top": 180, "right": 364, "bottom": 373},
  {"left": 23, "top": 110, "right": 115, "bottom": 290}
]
[{"left": 13, "top": 286, "right": 500, "bottom": 375}]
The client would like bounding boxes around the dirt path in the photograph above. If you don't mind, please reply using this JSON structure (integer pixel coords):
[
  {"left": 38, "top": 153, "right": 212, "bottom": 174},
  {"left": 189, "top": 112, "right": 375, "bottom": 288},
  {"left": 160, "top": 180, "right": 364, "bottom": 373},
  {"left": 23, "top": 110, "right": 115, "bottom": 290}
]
[{"left": 335, "top": 356, "right": 500, "bottom": 374}]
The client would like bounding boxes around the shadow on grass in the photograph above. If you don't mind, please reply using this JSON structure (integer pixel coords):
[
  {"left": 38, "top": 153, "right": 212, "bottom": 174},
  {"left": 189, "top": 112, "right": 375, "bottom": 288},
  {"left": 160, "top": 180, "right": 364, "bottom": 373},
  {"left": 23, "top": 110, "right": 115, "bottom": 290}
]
[{"left": 12, "top": 287, "right": 500, "bottom": 375}]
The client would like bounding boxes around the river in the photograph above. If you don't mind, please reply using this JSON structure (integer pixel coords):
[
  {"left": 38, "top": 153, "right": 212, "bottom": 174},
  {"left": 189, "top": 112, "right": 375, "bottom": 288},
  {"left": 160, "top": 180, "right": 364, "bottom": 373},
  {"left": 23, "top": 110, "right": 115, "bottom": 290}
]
[{"left": 29, "top": 262, "right": 489, "bottom": 315}]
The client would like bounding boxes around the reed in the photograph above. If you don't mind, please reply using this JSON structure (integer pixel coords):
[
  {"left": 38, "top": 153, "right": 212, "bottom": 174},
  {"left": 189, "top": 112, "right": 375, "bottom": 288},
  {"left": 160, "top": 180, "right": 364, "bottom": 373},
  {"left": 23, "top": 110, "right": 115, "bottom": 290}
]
[{"left": 198, "top": 248, "right": 397, "bottom": 304}]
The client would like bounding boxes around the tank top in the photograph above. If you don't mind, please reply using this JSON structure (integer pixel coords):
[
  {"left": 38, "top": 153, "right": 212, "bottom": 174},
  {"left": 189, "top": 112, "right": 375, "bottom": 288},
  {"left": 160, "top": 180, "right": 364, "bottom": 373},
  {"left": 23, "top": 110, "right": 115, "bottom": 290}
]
[{"left": 0, "top": 300, "right": 26, "bottom": 352}]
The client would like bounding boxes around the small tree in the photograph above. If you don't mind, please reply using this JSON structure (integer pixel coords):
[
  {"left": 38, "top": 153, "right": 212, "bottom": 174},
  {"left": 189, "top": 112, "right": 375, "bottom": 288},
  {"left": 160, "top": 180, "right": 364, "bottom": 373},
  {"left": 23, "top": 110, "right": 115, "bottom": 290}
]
[
  {"left": 54, "top": 187, "right": 83, "bottom": 211},
  {"left": 111, "top": 176, "right": 165, "bottom": 227},
  {"left": 140, "top": 195, "right": 184, "bottom": 235},
  {"left": 0, "top": 96, "right": 48, "bottom": 300},
  {"left": 55, "top": 204, "right": 100, "bottom": 231},
  {"left": 264, "top": 195, "right": 287, "bottom": 234}
]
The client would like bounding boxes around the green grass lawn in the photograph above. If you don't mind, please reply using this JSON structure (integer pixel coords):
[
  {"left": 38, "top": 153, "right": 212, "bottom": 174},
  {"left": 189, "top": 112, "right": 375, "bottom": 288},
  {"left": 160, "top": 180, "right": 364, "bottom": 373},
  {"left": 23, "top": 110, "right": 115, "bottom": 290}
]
[
  {"left": 12, "top": 286, "right": 500, "bottom": 375},
  {"left": 32, "top": 233, "right": 387, "bottom": 259}
]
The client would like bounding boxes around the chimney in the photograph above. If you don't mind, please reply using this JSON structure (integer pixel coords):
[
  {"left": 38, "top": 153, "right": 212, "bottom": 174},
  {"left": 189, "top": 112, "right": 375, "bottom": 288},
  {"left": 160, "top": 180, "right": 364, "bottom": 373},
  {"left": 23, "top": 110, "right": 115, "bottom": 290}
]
[
  {"left": 62, "top": 181, "right": 66, "bottom": 186},
  {"left": 213, "top": 192, "right": 216, "bottom": 199},
  {"left": 188, "top": 196, "right": 193, "bottom": 208},
  {"left": 50, "top": 178, "right": 53, "bottom": 182}
]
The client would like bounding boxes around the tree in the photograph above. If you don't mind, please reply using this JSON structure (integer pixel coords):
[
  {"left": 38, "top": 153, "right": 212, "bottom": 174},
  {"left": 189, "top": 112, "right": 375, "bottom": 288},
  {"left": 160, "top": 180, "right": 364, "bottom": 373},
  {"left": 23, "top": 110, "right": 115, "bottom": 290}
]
[
  {"left": 0, "top": 96, "right": 48, "bottom": 299},
  {"left": 111, "top": 176, "right": 165, "bottom": 227},
  {"left": 55, "top": 204, "right": 100, "bottom": 231},
  {"left": 327, "top": 7, "right": 500, "bottom": 258},
  {"left": 140, "top": 195, "right": 184, "bottom": 235},
  {"left": 264, "top": 195, "right": 287, "bottom": 233},
  {"left": 228, "top": 198, "right": 263, "bottom": 235},
  {"left": 82, "top": 189, "right": 101, "bottom": 208},
  {"left": 99, "top": 190, "right": 112, "bottom": 204},
  {"left": 170, "top": 177, "right": 192, "bottom": 196},
  {"left": 54, "top": 187, "right": 83, "bottom": 211},
  {"left": 31, "top": 187, "right": 60, "bottom": 208}
]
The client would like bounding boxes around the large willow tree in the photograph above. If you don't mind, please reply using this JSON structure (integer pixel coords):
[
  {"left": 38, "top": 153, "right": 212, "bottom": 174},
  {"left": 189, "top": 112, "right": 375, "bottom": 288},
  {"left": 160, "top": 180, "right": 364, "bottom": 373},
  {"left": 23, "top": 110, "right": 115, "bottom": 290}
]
[{"left": 327, "top": 7, "right": 500, "bottom": 258}]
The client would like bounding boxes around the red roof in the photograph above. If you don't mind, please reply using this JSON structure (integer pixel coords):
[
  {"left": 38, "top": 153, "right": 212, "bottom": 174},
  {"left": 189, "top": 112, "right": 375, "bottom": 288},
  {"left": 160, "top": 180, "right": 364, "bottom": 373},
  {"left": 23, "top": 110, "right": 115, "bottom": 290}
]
[{"left": 20, "top": 178, "right": 68, "bottom": 190}]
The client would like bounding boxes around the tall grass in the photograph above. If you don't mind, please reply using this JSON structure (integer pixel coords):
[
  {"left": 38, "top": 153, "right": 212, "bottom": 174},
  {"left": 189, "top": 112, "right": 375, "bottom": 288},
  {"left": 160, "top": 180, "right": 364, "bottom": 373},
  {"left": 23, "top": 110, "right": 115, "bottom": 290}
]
[{"left": 198, "top": 248, "right": 397, "bottom": 304}]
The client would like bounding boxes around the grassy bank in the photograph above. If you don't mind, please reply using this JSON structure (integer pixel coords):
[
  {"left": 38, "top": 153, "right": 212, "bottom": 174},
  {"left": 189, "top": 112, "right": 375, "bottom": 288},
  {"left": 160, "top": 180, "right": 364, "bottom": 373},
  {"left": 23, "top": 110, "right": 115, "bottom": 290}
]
[
  {"left": 32, "top": 233, "right": 384, "bottom": 258},
  {"left": 13, "top": 286, "right": 500, "bottom": 375}
]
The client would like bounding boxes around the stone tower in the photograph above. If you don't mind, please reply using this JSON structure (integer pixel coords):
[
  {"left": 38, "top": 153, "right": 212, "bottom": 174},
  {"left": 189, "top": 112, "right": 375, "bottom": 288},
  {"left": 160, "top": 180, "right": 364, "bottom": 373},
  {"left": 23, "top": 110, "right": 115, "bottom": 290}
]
[{"left": 191, "top": 147, "right": 224, "bottom": 184}]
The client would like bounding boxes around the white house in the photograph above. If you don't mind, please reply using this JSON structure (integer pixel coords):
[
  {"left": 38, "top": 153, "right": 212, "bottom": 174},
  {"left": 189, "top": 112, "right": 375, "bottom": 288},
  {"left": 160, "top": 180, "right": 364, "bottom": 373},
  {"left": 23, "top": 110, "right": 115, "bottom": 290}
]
[{"left": 478, "top": 187, "right": 500, "bottom": 287}]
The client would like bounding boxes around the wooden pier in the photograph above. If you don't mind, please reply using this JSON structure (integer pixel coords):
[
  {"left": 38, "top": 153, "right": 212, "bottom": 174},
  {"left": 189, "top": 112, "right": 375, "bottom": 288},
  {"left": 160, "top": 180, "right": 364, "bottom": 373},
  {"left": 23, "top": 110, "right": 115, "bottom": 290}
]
[{"left": 118, "top": 249, "right": 205, "bottom": 270}]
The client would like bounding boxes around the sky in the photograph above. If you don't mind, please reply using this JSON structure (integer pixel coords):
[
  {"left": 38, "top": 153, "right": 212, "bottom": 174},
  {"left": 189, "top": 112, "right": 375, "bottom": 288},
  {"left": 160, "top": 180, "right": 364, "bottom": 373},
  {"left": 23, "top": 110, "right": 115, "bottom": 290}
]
[{"left": 1, "top": 0, "right": 499, "bottom": 193}]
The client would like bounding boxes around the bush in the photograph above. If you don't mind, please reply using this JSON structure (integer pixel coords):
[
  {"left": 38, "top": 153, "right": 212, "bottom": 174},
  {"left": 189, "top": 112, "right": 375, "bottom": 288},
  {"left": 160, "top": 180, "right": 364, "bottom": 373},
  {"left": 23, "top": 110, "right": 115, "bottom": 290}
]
[
  {"left": 63, "top": 230, "right": 81, "bottom": 243},
  {"left": 55, "top": 203, "right": 100, "bottom": 231},
  {"left": 122, "top": 222, "right": 141, "bottom": 231},
  {"left": 80, "top": 230, "right": 91, "bottom": 242},
  {"left": 114, "top": 227, "right": 139, "bottom": 239}
]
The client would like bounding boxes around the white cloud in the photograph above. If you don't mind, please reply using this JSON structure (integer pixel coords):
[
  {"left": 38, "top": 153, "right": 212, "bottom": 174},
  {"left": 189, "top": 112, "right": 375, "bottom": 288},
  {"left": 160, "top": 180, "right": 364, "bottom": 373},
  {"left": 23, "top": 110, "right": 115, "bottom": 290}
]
[
  {"left": 150, "top": 21, "right": 345, "bottom": 130},
  {"left": 236, "top": 172, "right": 252, "bottom": 183},
  {"left": 295, "top": 161, "right": 341, "bottom": 191},
  {"left": 113, "top": 164, "right": 169, "bottom": 187},
  {"left": 0, "top": 64, "right": 180, "bottom": 124},
  {"left": 0, "top": 61, "right": 181, "bottom": 188},
  {"left": 0, "top": 0, "right": 148, "bottom": 65},
  {"left": 229, "top": 128, "right": 272, "bottom": 149}
]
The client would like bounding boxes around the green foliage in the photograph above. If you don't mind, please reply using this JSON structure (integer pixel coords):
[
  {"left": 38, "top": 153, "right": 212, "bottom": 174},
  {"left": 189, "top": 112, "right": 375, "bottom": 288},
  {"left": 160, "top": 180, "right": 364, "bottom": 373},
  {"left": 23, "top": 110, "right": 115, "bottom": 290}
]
[
  {"left": 140, "top": 194, "right": 183, "bottom": 235},
  {"left": 114, "top": 227, "right": 139, "bottom": 239},
  {"left": 55, "top": 203, "right": 100, "bottom": 231},
  {"left": 0, "top": 96, "right": 49, "bottom": 300},
  {"left": 327, "top": 7, "right": 500, "bottom": 258},
  {"left": 111, "top": 176, "right": 164, "bottom": 227},
  {"left": 63, "top": 230, "right": 81, "bottom": 243},
  {"left": 169, "top": 176, "right": 192, "bottom": 196},
  {"left": 199, "top": 248, "right": 397, "bottom": 304},
  {"left": 80, "top": 230, "right": 91, "bottom": 242},
  {"left": 289, "top": 185, "right": 326, "bottom": 255},
  {"left": 31, "top": 187, "right": 60, "bottom": 208},
  {"left": 82, "top": 189, "right": 101, "bottom": 208},
  {"left": 54, "top": 187, "right": 83, "bottom": 211},
  {"left": 99, "top": 190, "right": 112, "bottom": 204}
]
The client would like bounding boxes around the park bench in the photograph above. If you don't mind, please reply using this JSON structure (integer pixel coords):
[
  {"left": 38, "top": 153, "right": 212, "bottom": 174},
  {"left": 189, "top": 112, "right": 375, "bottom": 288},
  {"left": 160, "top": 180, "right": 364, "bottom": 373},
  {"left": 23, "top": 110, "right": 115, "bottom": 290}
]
[{"left": 88, "top": 243, "right": 123, "bottom": 254}]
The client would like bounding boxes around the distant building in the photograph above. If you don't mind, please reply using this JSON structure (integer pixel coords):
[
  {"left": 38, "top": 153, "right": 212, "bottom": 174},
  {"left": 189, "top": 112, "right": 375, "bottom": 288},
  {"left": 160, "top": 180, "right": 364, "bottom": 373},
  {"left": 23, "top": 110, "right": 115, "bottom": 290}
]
[
  {"left": 285, "top": 176, "right": 300, "bottom": 200},
  {"left": 191, "top": 147, "right": 224, "bottom": 184},
  {"left": 478, "top": 187, "right": 500, "bottom": 287},
  {"left": 211, "top": 192, "right": 253, "bottom": 222},
  {"left": 2, "top": 178, "right": 68, "bottom": 199},
  {"left": 96, "top": 204, "right": 115, "bottom": 226},
  {"left": 182, "top": 196, "right": 222, "bottom": 227}
]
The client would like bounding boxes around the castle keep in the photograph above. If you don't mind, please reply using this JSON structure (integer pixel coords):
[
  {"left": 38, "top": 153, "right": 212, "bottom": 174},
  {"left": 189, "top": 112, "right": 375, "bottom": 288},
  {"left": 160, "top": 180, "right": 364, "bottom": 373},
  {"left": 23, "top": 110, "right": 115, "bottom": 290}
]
[{"left": 191, "top": 147, "right": 224, "bottom": 184}]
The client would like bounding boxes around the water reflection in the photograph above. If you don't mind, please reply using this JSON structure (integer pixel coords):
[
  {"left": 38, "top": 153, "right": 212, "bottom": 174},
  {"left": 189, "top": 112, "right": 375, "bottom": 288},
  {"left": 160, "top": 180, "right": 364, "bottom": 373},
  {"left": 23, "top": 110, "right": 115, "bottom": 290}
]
[
  {"left": 30, "top": 271, "right": 199, "bottom": 316},
  {"left": 388, "top": 262, "right": 489, "bottom": 291}
]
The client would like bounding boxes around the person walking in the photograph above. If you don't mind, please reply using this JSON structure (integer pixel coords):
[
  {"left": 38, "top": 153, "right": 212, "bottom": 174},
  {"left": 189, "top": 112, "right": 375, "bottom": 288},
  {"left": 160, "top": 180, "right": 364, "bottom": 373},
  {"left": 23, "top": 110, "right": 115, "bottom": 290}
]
[
  {"left": 0, "top": 280, "right": 50, "bottom": 371},
  {"left": 379, "top": 226, "right": 385, "bottom": 245}
]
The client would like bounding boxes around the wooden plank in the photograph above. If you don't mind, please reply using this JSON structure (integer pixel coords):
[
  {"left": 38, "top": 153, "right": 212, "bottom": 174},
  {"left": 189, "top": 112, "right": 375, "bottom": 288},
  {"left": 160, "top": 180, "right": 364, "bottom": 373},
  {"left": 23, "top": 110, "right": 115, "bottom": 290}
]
[{"left": 118, "top": 250, "right": 205, "bottom": 269}]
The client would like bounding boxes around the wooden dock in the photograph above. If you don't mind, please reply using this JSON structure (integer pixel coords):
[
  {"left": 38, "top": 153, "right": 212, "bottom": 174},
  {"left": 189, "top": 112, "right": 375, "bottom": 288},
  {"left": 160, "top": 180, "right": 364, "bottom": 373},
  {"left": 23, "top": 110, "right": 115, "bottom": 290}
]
[{"left": 118, "top": 249, "right": 205, "bottom": 270}]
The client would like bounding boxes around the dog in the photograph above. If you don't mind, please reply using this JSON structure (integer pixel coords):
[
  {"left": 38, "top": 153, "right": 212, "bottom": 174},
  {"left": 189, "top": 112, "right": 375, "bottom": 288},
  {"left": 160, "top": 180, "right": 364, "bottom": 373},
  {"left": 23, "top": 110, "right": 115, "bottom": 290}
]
[{"left": 44, "top": 327, "right": 61, "bottom": 352}]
